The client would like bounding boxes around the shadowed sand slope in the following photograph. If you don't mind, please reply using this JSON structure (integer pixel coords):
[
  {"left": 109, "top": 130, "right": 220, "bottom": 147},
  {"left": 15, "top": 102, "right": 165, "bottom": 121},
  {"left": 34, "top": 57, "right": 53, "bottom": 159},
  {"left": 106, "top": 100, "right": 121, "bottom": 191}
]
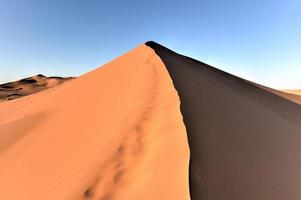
[
  {"left": 253, "top": 85, "right": 301, "bottom": 105},
  {"left": 0, "top": 45, "right": 190, "bottom": 200},
  {"left": 0, "top": 74, "right": 74, "bottom": 101},
  {"left": 146, "top": 41, "right": 301, "bottom": 200}
]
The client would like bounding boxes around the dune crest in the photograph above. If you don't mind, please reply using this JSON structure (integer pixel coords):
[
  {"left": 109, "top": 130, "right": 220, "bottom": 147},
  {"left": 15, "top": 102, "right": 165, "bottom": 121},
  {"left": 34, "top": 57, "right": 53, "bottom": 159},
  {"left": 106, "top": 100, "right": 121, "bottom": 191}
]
[{"left": 0, "top": 45, "right": 190, "bottom": 200}]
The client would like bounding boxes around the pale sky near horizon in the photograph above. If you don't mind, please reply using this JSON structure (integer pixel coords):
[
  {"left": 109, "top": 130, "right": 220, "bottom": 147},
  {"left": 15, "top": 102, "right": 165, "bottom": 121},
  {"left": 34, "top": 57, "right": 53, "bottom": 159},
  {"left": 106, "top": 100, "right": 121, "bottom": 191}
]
[{"left": 0, "top": 0, "right": 300, "bottom": 89}]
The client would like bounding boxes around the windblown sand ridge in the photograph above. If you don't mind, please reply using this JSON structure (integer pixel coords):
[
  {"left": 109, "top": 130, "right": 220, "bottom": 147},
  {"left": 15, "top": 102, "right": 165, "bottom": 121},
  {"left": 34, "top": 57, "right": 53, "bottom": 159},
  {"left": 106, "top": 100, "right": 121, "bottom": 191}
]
[{"left": 0, "top": 45, "right": 190, "bottom": 199}]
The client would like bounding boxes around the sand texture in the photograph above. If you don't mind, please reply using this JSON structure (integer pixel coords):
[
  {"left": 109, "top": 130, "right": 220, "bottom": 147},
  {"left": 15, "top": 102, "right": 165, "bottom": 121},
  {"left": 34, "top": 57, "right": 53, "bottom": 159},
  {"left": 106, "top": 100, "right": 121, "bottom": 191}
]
[{"left": 0, "top": 45, "right": 190, "bottom": 200}]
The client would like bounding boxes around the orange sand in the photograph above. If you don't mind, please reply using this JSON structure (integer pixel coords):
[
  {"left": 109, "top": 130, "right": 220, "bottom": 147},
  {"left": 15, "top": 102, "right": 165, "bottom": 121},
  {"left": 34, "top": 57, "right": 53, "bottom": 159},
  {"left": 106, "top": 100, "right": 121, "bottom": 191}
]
[
  {"left": 282, "top": 89, "right": 301, "bottom": 96},
  {"left": 0, "top": 45, "right": 190, "bottom": 199},
  {"left": 278, "top": 90, "right": 301, "bottom": 104}
]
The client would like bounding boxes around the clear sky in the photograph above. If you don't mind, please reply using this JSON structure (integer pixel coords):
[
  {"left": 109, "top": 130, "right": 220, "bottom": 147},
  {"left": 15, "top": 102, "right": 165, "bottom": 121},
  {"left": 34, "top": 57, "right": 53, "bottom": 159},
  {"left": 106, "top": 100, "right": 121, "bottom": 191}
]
[{"left": 0, "top": 0, "right": 300, "bottom": 89}]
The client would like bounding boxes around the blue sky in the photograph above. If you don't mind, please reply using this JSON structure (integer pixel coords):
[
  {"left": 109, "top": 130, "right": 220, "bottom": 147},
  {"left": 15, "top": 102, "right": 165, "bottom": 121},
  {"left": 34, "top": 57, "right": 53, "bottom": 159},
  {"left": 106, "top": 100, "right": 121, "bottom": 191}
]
[{"left": 0, "top": 0, "right": 300, "bottom": 89}]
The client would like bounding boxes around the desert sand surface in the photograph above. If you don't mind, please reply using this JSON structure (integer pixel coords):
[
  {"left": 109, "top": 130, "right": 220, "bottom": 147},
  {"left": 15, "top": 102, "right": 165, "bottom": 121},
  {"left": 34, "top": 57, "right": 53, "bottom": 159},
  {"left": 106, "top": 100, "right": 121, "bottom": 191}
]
[
  {"left": 0, "top": 45, "right": 190, "bottom": 200},
  {"left": 147, "top": 41, "right": 301, "bottom": 200},
  {"left": 250, "top": 84, "right": 301, "bottom": 105},
  {"left": 282, "top": 90, "right": 301, "bottom": 96},
  {"left": 0, "top": 74, "right": 73, "bottom": 101},
  {"left": 281, "top": 89, "right": 301, "bottom": 104},
  {"left": 270, "top": 89, "right": 301, "bottom": 105},
  {"left": 1, "top": 41, "right": 301, "bottom": 200}
]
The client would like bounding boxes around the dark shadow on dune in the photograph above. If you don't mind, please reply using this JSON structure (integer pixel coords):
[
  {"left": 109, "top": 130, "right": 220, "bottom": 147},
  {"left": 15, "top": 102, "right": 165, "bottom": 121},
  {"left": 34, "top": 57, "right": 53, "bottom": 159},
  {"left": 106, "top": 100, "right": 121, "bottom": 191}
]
[
  {"left": 19, "top": 78, "right": 38, "bottom": 84},
  {"left": 146, "top": 41, "right": 301, "bottom": 200},
  {"left": 1, "top": 85, "right": 14, "bottom": 89}
]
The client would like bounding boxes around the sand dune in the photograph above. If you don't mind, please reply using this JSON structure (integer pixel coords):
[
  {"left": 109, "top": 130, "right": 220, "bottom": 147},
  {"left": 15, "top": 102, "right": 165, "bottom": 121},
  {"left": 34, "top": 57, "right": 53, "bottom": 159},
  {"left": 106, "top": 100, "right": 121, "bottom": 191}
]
[
  {"left": 1, "top": 41, "right": 301, "bottom": 200},
  {"left": 146, "top": 41, "right": 301, "bottom": 200},
  {"left": 0, "top": 45, "right": 190, "bottom": 199},
  {"left": 250, "top": 84, "right": 301, "bottom": 105},
  {"left": 273, "top": 90, "right": 301, "bottom": 105},
  {"left": 0, "top": 74, "right": 74, "bottom": 101},
  {"left": 281, "top": 90, "right": 301, "bottom": 104},
  {"left": 283, "top": 90, "right": 301, "bottom": 96}
]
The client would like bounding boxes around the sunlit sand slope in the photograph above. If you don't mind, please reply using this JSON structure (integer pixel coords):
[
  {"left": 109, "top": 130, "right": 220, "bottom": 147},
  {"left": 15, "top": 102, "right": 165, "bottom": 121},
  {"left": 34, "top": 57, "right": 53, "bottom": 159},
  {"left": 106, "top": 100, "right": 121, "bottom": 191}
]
[{"left": 0, "top": 45, "right": 190, "bottom": 200}]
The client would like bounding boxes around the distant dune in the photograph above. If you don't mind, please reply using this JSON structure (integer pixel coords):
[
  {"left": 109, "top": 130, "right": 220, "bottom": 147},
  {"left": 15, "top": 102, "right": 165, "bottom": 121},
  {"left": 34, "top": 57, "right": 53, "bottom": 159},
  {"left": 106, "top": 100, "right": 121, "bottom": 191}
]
[
  {"left": 271, "top": 89, "right": 301, "bottom": 105},
  {"left": 0, "top": 42, "right": 301, "bottom": 200},
  {"left": 282, "top": 89, "right": 301, "bottom": 96},
  {"left": 252, "top": 84, "right": 301, "bottom": 105},
  {"left": 0, "top": 74, "right": 74, "bottom": 101},
  {"left": 280, "top": 90, "right": 301, "bottom": 104}
]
